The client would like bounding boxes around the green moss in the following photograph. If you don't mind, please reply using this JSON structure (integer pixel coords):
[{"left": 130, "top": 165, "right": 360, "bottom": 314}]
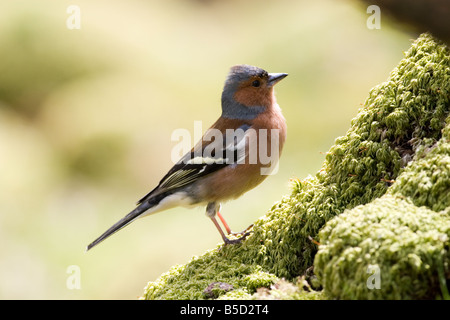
[
  {"left": 314, "top": 33, "right": 450, "bottom": 299},
  {"left": 143, "top": 249, "right": 277, "bottom": 300},
  {"left": 217, "top": 288, "right": 252, "bottom": 300},
  {"left": 315, "top": 116, "right": 450, "bottom": 299},
  {"left": 242, "top": 270, "right": 279, "bottom": 292},
  {"left": 388, "top": 132, "right": 450, "bottom": 212},
  {"left": 314, "top": 195, "right": 450, "bottom": 299},
  {"left": 142, "top": 33, "right": 450, "bottom": 300}
]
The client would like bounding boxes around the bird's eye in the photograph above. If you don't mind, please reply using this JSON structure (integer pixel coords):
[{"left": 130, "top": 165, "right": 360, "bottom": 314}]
[{"left": 252, "top": 80, "right": 260, "bottom": 87}]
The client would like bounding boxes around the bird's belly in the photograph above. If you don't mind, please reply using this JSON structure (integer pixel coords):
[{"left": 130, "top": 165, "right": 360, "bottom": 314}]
[
  {"left": 140, "top": 192, "right": 198, "bottom": 217},
  {"left": 193, "top": 163, "right": 270, "bottom": 203}
]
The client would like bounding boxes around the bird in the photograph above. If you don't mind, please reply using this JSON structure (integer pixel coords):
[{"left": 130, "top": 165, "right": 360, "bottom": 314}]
[{"left": 86, "top": 64, "right": 288, "bottom": 251}]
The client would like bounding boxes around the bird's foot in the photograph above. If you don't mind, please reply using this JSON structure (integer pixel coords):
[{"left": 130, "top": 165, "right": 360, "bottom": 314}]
[
  {"left": 228, "top": 224, "right": 254, "bottom": 236},
  {"left": 223, "top": 232, "right": 250, "bottom": 245},
  {"left": 222, "top": 224, "right": 253, "bottom": 245}
]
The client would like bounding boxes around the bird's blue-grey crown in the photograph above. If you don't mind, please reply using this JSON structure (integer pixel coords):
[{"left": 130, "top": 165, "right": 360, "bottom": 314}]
[
  {"left": 224, "top": 65, "right": 268, "bottom": 87},
  {"left": 221, "top": 65, "right": 268, "bottom": 120}
]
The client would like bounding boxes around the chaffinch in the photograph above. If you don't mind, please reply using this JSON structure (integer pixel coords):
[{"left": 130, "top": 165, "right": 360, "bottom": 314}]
[{"left": 87, "top": 64, "right": 287, "bottom": 250}]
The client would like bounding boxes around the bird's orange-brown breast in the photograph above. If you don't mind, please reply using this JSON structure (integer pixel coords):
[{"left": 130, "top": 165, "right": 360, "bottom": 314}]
[
  {"left": 195, "top": 100, "right": 287, "bottom": 203},
  {"left": 251, "top": 99, "right": 287, "bottom": 154}
]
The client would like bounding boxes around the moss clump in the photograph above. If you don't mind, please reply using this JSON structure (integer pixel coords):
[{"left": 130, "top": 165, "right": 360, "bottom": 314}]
[
  {"left": 143, "top": 249, "right": 279, "bottom": 300},
  {"left": 315, "top": 121, "right": 450, "bottom": 299},
  {"left": 387, "top": 132, "right": 450, "bottom": 212},
  {"left": 142, "top": 33, "right": 450, "bottom": 300},
  {"left": 314, "top": 195, "right": 450, "bottom": 299}
]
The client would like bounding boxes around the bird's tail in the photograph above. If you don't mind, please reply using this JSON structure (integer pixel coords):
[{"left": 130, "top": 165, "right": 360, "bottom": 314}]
[{"left": 86, "top": 200, "right": 153, "bottom": 251}]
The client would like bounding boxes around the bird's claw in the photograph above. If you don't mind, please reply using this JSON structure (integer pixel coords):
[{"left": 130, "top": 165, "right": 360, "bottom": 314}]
[
  {"left": 229, "top": 224, "right": 254, "bottom": 236},
  {"left": 223, "top": 232, "right": 251, "bottom": 245},
  {"left": 223, "top": 224, "right": 253, "bottom": 245}
]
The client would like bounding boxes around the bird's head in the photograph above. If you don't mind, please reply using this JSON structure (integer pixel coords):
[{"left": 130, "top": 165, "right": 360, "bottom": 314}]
[{"left": 221, "top": 65, "right": 288, "bottom": 120}]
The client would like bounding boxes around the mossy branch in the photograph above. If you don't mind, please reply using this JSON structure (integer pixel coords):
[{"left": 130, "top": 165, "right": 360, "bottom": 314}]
[{"left": 142, "top": 33, "right": 450, "bottom": 300}]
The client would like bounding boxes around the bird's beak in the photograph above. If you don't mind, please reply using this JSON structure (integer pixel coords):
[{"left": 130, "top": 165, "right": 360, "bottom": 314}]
[{"left": 268, "top": 73, "right": 288, "bottom": 87}]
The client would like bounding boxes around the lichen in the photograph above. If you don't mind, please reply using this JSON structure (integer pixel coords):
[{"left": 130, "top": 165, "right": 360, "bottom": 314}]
[
  {"left": 250, "top": 278, "right": 324, "bottom": 300},
  {"left": 142, "top": 33, "right": 450, "bottom": 300}
]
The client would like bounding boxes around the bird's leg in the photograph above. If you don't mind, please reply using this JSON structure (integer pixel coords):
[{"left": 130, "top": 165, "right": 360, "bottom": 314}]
[
  {"left": 217, "top": 211, "right": 253, "bottom": 236},
  {"left": 206, "top": 202, "right": 251, "bottom": 245},
  {"left": 216, "top": 210, "right": 232, "bottom": 234}
]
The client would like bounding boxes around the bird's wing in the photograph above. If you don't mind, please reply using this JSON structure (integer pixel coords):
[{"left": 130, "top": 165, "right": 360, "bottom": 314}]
[{"left": 136, "top": 123, "right": 251, "bottom": 205}]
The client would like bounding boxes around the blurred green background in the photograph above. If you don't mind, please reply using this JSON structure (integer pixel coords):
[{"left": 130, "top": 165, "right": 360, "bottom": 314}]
[{"left": 0, "top": 0, "right": 412, "bottom": 299}]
